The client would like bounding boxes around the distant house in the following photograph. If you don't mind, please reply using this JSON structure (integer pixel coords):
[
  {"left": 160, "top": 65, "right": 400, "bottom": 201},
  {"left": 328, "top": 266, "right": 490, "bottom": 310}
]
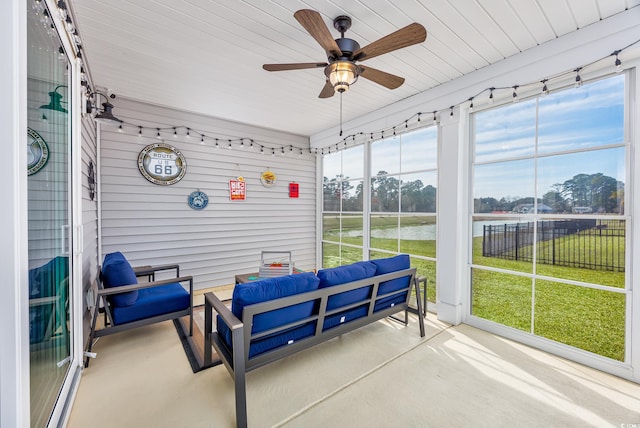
[{"left": 513, "top": 203, "right": 554, "bottom": 214}]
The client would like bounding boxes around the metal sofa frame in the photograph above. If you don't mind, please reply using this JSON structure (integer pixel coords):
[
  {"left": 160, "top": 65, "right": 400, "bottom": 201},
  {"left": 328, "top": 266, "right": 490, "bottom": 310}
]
[
  {"left": 204, "top": 268, "right": 424, "bottom": 428},
  {"left": 85, "top": 263, "right": 193, "bottom": 368}
]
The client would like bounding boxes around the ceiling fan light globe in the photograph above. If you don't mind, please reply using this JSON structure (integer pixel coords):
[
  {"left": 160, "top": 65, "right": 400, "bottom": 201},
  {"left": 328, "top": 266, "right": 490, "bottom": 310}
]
[{"left": 326, "top": 61, "right": 359, "bottom": 92}]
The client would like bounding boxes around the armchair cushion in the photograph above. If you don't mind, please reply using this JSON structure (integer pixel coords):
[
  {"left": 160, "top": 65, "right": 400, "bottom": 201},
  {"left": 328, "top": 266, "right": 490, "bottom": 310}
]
[
  {"left": 111, "top": 283, "right": 189, "bottom": 325},
  {"left": 101, "top": 252, "right": 139, "bottom": 307}
]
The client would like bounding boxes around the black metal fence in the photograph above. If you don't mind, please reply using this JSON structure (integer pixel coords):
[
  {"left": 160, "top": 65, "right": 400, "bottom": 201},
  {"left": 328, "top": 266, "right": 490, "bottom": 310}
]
[{"left": 482, "top": 219, "right": 625, "bottom": 272}]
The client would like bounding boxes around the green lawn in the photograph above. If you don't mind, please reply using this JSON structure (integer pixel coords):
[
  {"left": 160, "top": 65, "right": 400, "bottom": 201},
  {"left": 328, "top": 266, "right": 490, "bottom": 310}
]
[{"left": 323, "top": 226, "right": 627, "bottom": 361}]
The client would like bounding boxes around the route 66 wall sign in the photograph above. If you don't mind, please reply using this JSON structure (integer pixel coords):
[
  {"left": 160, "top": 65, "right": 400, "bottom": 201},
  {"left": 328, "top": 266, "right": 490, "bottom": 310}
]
[{"left": 137, "top": 142, "right": 187, "bottom": 185}]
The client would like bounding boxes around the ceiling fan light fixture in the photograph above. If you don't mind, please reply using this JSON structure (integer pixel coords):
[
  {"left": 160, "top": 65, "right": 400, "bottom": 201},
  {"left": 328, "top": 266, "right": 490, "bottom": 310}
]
[{"left": 326, "top": 61, "right": 359, "bottom": 93}]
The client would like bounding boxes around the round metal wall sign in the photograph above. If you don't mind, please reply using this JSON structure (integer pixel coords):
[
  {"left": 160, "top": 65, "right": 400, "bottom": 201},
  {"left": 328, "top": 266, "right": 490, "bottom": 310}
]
[
  {"left": 27, "top": 128, "right": 49, "bottom": 176},
  {"left": 137, "top": 142, "right": 187, "bottom": 185},
  {"left": 188, "top": 190, "right": 208, "bottom": 210}
]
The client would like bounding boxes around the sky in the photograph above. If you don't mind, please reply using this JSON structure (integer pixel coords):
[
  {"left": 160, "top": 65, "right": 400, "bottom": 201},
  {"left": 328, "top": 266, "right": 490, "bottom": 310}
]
[
  {"left": 473, "top": 74, "right": 626, "bottom": 200},
  {"left": 322, "top": 73, "right": 626, "bottom": 202}
]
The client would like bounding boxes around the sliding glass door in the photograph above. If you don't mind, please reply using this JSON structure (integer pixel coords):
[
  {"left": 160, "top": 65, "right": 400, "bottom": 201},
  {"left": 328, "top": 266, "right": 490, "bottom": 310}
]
[{"left": 28, "top": 2, "right": 73, "bottom": 426}]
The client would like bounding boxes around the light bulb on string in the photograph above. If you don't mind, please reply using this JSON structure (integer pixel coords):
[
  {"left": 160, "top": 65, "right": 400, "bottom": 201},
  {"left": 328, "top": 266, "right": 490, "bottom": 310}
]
[
  {"left": 186, "top": 128, "right": 191, "bottom": 138},
  {"left": 138, "top": 126, "right": 142, "bottom": 137},
  {"left": 489, "top": 87, "right": 495, "bottom": 104},
  {"left": 228, "top": 140, "right": 232, "bottom": 149},
  {"left": 512, "top": 86, "right": 519, "bottom": 103},
  {"left": 574, "top": 68, "right": 582, "bottom": 88},
  {"left": 156, "top": 128, "right": 161, "bottom": 139},
  {"left": 433, "top": 111, "right": 437, "bottom": 122},
  {"left": 215, "top": 138, "right": 219, "bottom": 149},
  {"left": 200, "top": 134, "right": 205, "bottom": 144},
  {"left": 449, "top": 106, "right": 454, "bottom": 119},
  {"left": 173, "top": 127, "right": 177, "bottom": 138},
  {"left": 613, "top": 50, "right": 622, "bottom": 72},
  {"left": 468, "top": 97, "right": 474, "bottom": 112},
  {"left": 541, "top": 79, "right": 549, "bottom": 96}
]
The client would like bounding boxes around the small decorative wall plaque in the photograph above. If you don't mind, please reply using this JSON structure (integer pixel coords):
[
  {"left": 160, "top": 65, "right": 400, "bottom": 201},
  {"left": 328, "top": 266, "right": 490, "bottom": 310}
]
[
  {"left": 289, "top": 182, "right": 299, "bottom": 198},
  {"left": 260, "top": 170, "right": 276, "bottom": 187},
  {"left": 27, "top": 128, "right": 49, "bottom": 176},
  {"left": 229, "top": 177, "right": 246, "bottom": 201},
  {"left": 137, "top": 142, "right": 187, "bottom": 185},
  {"left": 188, "top": 190, "right": 208, "bottom": 210}
]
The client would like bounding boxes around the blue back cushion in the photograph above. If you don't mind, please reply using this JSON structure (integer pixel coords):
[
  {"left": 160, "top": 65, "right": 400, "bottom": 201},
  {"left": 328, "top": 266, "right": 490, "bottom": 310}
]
[
  {"left": 371, "top": 254, "right": 411, "bottom": 296},
  {"left": 101, "top": 252, "right": 139, "bottom": 307},
  {"left": 317, "top": 261, "right": 376, "bottom": 310},
  {"left": 231, "top": 272, "right": 320, "bottom": 334}
]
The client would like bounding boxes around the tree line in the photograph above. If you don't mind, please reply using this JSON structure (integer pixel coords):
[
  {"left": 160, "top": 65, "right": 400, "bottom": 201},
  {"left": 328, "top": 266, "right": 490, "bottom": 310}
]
[{"left": 324, "top": 171, "right": 623, "bottom": 214}]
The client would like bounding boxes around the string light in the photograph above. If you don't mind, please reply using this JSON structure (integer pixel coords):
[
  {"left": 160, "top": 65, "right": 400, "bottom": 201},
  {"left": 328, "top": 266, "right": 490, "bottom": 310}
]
[
  {"left": 613, "top": 50, "right": 622, "bottom": 72},
  {"left": 200, "top": 134, "right": 204, "bottom": 144},
  {"left": 96, "top": 37, "right": 639, "bottom": 158},
  {"left": 186, "top": 128, "right": 191, "bottom": 138},
  {"left": 228, "top": 139, "right": 232, "bottom": 149},
  {"left": 541, "top": 79, "right": 549, "bottom": 96},
  {"left": 574, "top": 67, "right": 582, "bottom": 88}
]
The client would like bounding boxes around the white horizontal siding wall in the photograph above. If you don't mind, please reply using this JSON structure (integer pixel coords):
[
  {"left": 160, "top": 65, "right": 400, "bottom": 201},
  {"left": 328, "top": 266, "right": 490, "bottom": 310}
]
[{"left": 99, "top": 98, "right": 315, "bottom": 289}]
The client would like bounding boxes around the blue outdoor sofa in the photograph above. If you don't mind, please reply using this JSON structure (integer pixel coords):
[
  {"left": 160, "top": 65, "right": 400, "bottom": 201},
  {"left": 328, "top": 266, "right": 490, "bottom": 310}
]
[{"left": 204, "top": 254, "right": 425, "bottom": 428}]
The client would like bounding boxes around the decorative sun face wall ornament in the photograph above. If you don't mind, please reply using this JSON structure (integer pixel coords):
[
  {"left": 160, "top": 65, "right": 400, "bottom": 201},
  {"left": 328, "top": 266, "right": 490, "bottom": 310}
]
[
  {"left": 260, "top": 170, "right": 277, "bottom": 187},
  {"left": 137, "top": 142, "right": 187, "bottom": 185}
]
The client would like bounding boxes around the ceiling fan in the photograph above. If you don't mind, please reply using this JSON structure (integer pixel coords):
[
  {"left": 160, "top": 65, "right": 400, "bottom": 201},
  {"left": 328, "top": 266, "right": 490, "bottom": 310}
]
[{"left": 263, "top": 9, "right": 427, "bottom": 98}]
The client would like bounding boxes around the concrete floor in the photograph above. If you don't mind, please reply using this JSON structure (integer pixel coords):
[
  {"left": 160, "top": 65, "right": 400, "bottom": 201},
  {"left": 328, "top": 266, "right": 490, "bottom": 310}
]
[{"left": 68, "top": 310, "right": 640, "bottom": 428}]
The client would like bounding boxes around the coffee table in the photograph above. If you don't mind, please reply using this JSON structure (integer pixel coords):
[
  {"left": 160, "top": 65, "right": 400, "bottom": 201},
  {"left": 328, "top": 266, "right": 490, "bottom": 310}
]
[{"left": 235, "top": 268, "right": 304, "bottom": 285}]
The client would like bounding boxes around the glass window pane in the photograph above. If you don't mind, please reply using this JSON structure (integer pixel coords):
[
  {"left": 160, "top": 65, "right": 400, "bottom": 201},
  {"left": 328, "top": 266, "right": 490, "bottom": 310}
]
[
  {"left": 322, "top": 213, "right": 340, "bottom": 242},
  {"left": 340, "top": 214, "right": 363, "bottom": 247},
  {"left": 401, "top": 126, "right": 437, "bottom": 172},
  {"left": 372, "top": 136, "right": 400, "bottom": 175},
  {"left": 474, "top": 98, "right": 536, "bottom": 163},
  {"left": 535, "top": 219, "right": 625, "bottom": 288},
  {"left": 537, "top": 147, "right": 625, "bottom": 214},
  {"left": 473, "top": 217, "right": 534, "bottom": 274},
  {"left": 474, "top": 159, "right": 535, "bottom": 212},
  {"left": 322, "top": 242, "right": 341, "bottom": 268},
  {"left": 370, "top": 214, "right": 398, "bottom": 252},
  {"left": 342, "top": 145, "right": 364, "bottom": 179},
  {"left": 400, "top": 216, "right": 436, "bottom": 257},
  {"left": 471, "top": 269, "right": 532, "bottom": 332},
  {"left": 401, "top": 171, "right": 436, "bottom": 213},
  {"left": 538, "top": 75, "right": 625, "bottom": 154},
  {"left": 340, "top": 246, "right": 363, "bottom": 265},
  {"left": 323, "top": 176, "right": 342, "bottom": 211},
  {"left": 371, "top": 174, "right": 400, "bottom": 213},
  {"left": 342, "top": 179, "right": 363, "bottom": 212},
  {"left": 411, "top": 258, "right": 436, "bottom": 304},
  {"left": 534, "top": 280, "right": 625, "bottom": 361},
  {"left": 322, "top": 151, "right": 342, "bottom": 181}
]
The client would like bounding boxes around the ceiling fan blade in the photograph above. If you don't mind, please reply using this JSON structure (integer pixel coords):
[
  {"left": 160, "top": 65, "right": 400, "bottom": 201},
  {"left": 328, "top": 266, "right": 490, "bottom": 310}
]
[
  {"left": 294, "top": 9, "right": 342, "bottom": 58},
  {"left": 263, "top": 62, "right": 327, "bottom": 72},
  {"left": 353, "top": 23, "right": 426, "bottom": 62},
  {"left": 319, "top": 80, "right": 335, "bottom": 98},
  {"left": 359, "top": 66, "right": 405, "bottom": 89}
]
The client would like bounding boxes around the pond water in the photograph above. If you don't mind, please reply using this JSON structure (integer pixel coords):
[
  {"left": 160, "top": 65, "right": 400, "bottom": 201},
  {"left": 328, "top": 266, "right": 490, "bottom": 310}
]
[{"left": 338, "top": 220, "right": 512, "bottom": 240}]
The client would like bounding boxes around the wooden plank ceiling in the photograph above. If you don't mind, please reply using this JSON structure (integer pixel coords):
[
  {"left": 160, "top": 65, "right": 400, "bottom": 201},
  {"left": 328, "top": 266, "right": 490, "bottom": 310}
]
[{"left": 71, "top": 0, "right": 639, "bottom": 137}]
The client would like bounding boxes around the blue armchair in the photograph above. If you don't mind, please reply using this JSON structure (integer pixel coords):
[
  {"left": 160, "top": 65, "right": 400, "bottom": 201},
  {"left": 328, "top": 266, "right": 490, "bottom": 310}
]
[{"left": 85, "top": 252, "right": 193, "bottom": 367}]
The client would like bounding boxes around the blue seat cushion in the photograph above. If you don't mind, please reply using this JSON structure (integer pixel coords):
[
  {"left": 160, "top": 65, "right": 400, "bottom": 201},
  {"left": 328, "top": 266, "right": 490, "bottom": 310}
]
[
  {"left": 322, "top": 305, "right": 369, "bottom": 331},
  {"left": 111, "top": 283, "right": 189, "bottom": 325},
  {"left": 219, "top": 272, "right": 320, "bottom": 357},
  {"left": 374, "top": 292, "right": 408, "bottom": 312},
  {"left": 371, "top": 254, "right": 411, "bottom": 296},
  {"left": 101, "top": 252, "right": 139, "bottom": 307},
  {"left": 218, "top": 316, "right": 316, "bottom": 358},
  {"left": 317, "top": 261, "right": 376, "bottom": 310}
]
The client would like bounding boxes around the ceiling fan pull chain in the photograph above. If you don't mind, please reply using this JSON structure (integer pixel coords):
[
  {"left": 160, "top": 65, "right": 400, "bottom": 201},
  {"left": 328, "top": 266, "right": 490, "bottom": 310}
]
[{"left": 339, "top": 91, "right": 343, "bottom": 137}]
